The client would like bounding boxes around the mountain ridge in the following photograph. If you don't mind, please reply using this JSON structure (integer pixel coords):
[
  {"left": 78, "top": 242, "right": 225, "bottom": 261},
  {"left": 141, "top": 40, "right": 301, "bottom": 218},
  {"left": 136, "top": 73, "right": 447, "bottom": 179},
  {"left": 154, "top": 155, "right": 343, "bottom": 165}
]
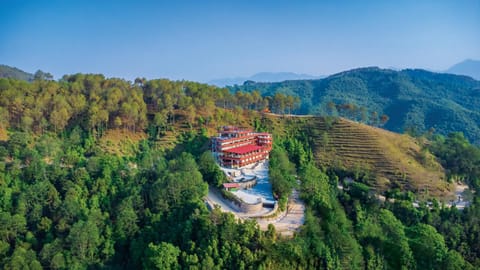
[
  {"left": 231, "top": 67, "right": 480, "bottom": 144},
  {"left": 0, "top": 64, "right": 34, "bottom": 81},
  {"left": 445, "top": 59, "right": 480, "bottom": 80}
]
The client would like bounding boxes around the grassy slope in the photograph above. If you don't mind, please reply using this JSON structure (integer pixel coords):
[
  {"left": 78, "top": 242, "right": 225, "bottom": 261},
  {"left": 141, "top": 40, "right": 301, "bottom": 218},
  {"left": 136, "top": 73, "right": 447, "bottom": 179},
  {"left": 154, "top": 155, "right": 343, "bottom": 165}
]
[
  {"left": 99, "top": 129, "right": 147, "bottom": 156},
  {"left": 0, "top": 127, "right": 7, "bottom": 141},
  {"left": 263, "top": 115, "right": 451, "bottom": 200}
]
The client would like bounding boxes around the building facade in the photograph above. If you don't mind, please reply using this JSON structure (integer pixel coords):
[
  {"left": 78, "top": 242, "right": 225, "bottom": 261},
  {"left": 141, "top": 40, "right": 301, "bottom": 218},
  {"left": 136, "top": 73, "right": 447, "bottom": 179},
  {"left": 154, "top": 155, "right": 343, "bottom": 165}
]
[{"left": 212, "top": 126, "right": 272, "bottom": 168}]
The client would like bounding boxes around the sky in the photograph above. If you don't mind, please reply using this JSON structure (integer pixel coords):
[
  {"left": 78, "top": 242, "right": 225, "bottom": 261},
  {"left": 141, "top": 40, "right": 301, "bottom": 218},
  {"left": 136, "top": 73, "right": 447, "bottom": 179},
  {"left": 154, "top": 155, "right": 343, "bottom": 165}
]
[{"left": 1, "top": 0, "right": 479, "bottom": 82}]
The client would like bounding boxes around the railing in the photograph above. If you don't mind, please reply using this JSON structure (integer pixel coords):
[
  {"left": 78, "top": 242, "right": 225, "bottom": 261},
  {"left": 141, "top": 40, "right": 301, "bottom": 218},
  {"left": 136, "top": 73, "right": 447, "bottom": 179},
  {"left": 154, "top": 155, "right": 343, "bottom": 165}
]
[
  {"left": 221, "top": 154, "right": 268, "bottom": 168},
  {"left": 216, "top": 134, "right": 256, "bottom": 144},
  {"left": 220, "top": 141, "right": 256, "bottom": 151}
]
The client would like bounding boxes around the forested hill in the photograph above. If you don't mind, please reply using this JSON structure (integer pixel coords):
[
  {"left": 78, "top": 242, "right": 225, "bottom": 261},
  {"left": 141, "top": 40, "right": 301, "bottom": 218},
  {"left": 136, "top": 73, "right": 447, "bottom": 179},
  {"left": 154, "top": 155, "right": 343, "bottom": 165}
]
[
  {"left": 230, "top": 67, "right": 480, "bottom": 144},
  {"left": 1, "top": 73, "right": 480, "bottom": 269},
  {"left": 0, "top": 74, "right": 284, "bottom": 137},
  {"left": 0, "top": 65, "right": 34, "bottom": 81}
]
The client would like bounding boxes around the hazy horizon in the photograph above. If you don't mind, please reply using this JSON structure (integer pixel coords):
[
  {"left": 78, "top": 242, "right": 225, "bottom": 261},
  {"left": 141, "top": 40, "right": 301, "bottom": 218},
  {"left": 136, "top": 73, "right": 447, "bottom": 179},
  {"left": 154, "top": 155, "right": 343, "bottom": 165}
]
[{"left": 1, "top": 0, "right": 479, "bottom": 82}]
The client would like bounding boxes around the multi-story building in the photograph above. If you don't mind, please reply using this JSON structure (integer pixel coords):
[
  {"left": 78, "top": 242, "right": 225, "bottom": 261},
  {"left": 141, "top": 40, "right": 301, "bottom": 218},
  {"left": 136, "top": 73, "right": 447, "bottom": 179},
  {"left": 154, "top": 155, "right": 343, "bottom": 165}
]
[{"left": 212, "top": 126, "right": 272, "bottom": 168}]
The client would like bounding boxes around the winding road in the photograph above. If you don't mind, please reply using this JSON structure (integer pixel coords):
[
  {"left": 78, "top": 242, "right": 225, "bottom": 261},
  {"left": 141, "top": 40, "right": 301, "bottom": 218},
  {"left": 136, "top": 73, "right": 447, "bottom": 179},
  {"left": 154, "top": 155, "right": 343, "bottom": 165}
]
[{"left": 257, "top": 188, "right": 305, "bottom": 236}]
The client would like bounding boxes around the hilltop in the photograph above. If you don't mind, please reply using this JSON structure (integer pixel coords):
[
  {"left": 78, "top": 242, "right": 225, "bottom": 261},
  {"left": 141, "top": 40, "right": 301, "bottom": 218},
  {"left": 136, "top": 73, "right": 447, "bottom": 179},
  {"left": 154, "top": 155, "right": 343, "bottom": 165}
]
[{"left": 231, "top": 67, "right": 480, "bottom": 144}]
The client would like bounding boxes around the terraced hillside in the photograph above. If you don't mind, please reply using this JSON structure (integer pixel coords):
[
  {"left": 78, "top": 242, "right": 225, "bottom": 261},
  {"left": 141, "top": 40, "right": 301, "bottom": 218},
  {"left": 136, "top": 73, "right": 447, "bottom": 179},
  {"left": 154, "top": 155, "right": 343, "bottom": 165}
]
[{"left": 267, "top": 115, "right": 451, "bottom": 199}]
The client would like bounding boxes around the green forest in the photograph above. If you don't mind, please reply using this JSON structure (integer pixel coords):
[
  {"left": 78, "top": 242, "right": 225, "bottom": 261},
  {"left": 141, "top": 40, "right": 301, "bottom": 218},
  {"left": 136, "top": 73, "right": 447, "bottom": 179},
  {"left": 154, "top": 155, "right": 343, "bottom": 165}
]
[
  {"left": 0, "top": 74, "right": 479, "bottom": 269},
  {"left": 231, "top": 67, "right": 480, "bottom": 144}
]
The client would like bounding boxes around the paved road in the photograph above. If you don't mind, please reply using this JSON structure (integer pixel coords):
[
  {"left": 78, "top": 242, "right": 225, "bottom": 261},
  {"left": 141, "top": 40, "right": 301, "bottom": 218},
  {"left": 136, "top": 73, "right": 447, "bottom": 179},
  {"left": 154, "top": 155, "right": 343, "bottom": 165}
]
[
  {"left": 257, "top": 189, "right": 305, "bottom": 236},
  {"left": 206, "top": 188, "right": 244, "bottom": 219}
]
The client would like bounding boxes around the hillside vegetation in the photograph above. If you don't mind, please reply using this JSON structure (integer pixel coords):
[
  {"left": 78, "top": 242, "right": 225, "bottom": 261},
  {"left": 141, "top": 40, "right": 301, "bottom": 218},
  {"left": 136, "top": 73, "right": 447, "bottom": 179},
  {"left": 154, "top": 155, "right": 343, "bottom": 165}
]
[
  {"left": 0, "top": 74, "right": 479, "bottom": 269},
  {"left": 232, "top": 67, "right": 480, "bottom": 144},
  {"left": 98, "top": 129, "right": 147, "bottom": 156},
  {"left": 309, "top": 118, "right": 447, "bottom": 198},
  {"left": 260, "top": 115, "right": 449, "bottom": 199},
  {"left": 84, "top": 108, "right": 450, "bottom": 199}
]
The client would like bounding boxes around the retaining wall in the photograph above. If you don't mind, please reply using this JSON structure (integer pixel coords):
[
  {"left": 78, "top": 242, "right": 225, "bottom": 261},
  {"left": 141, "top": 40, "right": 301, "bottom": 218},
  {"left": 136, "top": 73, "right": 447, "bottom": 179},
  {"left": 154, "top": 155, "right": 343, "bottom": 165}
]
[
  {"left": 237, "top": 176, "right": 257, "bottom": 189},
  {"left": 255, "top": 201, "right": 281, "bottom": 220},
  {"left": 240, "top": 198, "right": 263, "bottom": 213}
]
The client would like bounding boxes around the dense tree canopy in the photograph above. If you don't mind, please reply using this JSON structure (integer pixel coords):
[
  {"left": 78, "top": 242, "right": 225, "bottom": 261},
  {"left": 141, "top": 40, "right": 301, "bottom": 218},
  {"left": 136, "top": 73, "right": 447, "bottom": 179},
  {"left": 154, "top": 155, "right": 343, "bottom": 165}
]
[
  {"left": 0, "top": 74, "right": 478, "bottom": 269},
  {"left": 0, "top": 75, "right": 298, "bottom": 138}
]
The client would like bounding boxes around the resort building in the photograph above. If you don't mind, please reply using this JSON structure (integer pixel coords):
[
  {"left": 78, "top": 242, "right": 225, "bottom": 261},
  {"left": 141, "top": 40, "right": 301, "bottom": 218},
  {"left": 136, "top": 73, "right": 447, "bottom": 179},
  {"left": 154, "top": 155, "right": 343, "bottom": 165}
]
[{"left": 212, "top": 126, "right": 273, "bottom": 168}]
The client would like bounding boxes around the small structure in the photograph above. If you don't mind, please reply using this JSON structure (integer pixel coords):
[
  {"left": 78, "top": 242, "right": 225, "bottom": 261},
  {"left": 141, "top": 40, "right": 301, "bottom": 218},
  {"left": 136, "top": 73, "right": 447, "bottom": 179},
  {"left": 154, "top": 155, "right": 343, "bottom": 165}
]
[
  {"left": 212, "top": 126, "right": 272, "bottom": 168},
  {"left": 223, "top": 182, "right": 240, "bottom": 191}
]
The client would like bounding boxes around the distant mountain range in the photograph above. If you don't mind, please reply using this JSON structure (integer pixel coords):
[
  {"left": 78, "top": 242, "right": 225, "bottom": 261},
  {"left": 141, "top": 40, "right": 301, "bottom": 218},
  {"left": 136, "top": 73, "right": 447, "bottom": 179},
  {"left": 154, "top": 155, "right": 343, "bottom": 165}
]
[
  {"left": 446, "top": 59, "right": 480, "bottom": 80},
  {"left": 231, "top": 67, "right": 480, "bottom": 144},
  {"left": 0, "top": 65, "right": 34, "bottom": 81},
  {"left": 208, "top": 72, "right": 324, "bottom": 87},
  {"left": 207, "top": 59, "right": 480, "bottom": 87}
]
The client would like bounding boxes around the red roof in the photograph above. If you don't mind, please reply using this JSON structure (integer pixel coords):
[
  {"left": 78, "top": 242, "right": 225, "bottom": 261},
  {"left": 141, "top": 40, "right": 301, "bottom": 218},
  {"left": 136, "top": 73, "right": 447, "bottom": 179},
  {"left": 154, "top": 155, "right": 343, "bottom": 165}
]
[
  {"left": 223, "top": 145, "right": 263, "bottom": 154},
  {"left": 223, "top": 183, "right": 240, "bottom": 188}
]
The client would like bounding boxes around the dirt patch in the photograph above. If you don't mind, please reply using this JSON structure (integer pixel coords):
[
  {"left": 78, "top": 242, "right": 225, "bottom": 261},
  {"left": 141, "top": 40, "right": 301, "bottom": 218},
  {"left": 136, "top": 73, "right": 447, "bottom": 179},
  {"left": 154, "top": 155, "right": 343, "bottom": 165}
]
[
  {"left": 0, "top": 127, "right": 8, "bottom": 141},
  {"left": 99, "top": 129, "right": 147, "bottom": 156}
]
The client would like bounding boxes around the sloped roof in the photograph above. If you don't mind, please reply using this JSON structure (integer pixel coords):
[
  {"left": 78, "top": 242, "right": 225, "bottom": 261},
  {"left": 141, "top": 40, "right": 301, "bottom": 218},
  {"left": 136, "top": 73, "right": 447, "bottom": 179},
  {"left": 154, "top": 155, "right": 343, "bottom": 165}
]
[{"left": 223, "top": 183, "right": 240, "bottom": 188}]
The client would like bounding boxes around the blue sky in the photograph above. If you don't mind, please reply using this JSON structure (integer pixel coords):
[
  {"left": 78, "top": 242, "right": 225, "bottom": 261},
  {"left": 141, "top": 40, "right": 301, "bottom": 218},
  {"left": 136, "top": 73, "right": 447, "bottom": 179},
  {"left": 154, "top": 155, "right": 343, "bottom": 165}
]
[{"left": 1, "top": 0, "right": 479, "bottom": 82}]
